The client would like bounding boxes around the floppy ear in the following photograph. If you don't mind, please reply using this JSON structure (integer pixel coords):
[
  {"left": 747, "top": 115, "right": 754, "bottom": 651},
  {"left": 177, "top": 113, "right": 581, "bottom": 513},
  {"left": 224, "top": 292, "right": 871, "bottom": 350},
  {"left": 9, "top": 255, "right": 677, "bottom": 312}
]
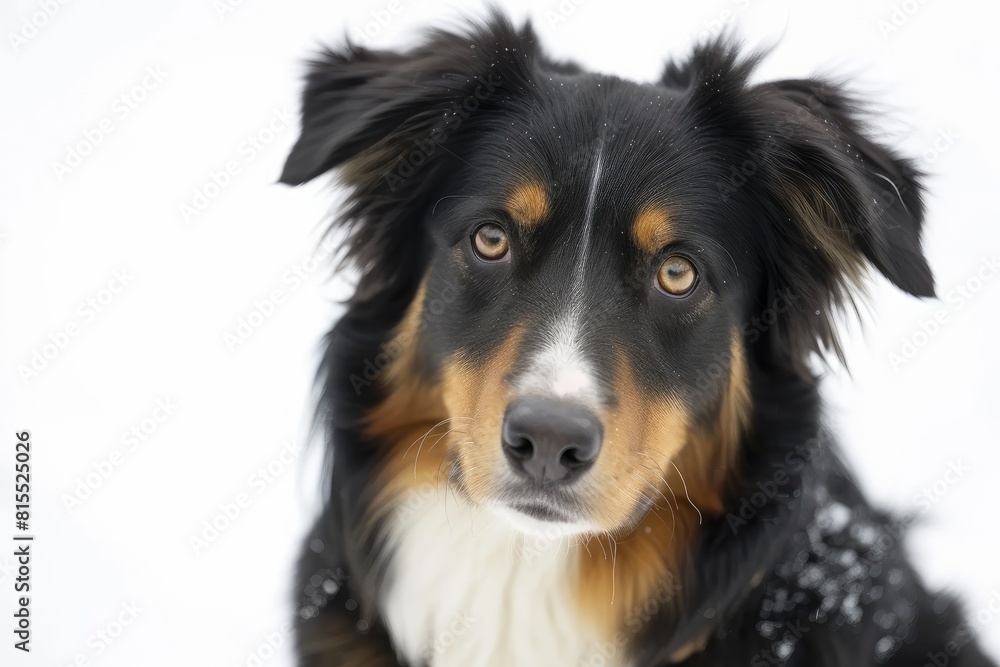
[
  {"left": 749, "top": 78, "right": 934, "bottom": 366},
  {"left": 757, "top": 79, "right": 933, "bottom": 296},
  {"left": 667, "top": 41, "right": 934, "bottom": 367},
  {"left": 280, "top": 12, "right": 537, "bottom": 296}
]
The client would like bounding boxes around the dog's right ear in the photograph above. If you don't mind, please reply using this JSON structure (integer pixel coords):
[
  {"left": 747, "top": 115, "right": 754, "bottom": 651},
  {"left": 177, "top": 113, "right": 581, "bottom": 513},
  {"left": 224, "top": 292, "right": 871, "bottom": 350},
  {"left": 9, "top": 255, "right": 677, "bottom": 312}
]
[
  {"left": 280, "top": 13, "right": 536, "bottom": 186},
  {"left": 280, "top": 13, "right": 537, "bottom": 294},
  {"left": 278, "top": 44, "right": 415, "bottom": 187}
]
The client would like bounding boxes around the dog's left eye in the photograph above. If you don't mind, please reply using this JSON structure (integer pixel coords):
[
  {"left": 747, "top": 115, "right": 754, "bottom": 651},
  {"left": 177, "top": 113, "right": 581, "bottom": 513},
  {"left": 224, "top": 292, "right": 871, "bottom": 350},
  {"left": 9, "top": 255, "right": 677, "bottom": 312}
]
[
  {"left": 472, "top": 223, "right": 510, "bottom": 261},
  {"left": 657, "top": 256, "right": 698, "bottom": 296}
]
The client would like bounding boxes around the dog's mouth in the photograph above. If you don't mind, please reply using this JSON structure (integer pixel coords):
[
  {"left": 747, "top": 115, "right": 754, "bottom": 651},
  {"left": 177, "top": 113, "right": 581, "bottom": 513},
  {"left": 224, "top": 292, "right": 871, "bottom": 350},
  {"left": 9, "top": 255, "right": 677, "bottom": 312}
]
[
  {"left": 506, "top": 499, "right": 574, "bottom": 523},
  {"left": 477, "top": 396, "right": 606, "bottom": 534},
  {"left": 439, "top": 347, "right": 698, "bottom": 536},
  {"left": 496, "top": 481, "right": 586, "bottom": 520},
  {"left": 444, "top": 453, "right": 602, "bottom": 535},
  {"left": 487, "top": 490, "right": 598, "bottom": 537},
  {"left": 485, "top": 478, "right": 657, "bottom": 538},
  {"left": 444, "top": 394, "right": 661, "bottom": 536}
]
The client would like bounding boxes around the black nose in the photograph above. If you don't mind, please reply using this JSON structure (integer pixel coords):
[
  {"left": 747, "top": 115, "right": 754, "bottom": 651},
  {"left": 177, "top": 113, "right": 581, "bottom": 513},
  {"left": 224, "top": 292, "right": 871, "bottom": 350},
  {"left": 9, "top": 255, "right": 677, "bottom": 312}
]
[{"left": 501, "top": 397, "right": 603, "bottom": 484}]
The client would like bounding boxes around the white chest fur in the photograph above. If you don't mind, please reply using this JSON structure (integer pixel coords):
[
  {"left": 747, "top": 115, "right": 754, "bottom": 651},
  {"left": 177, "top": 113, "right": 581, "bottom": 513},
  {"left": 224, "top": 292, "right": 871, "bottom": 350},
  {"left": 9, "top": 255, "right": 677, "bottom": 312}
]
[{"left": 380, "top": 489, "right": 626, "bottom": 667}]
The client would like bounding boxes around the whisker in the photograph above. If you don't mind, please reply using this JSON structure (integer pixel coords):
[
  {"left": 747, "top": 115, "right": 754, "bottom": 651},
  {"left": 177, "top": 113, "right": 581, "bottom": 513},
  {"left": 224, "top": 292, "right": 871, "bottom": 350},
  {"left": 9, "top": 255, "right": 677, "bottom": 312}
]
[
  {"left": 698, "top": 235, "right": 739, "bottom": 278},
  {"left": 403, "top": 417, "right": 460, "bottom": 460},
  {"left": 632, "top": 466, "right": 674, "bottom": 510},
  {"left": 874, "top": 172, "right": 911, "bottom": 216},
  {"left": 444, "top": 459, "right": 459, "bottom": 533},
  {"left": 410, "top": 417, "right": 471, "bottom": 478},
  {"left": 615, "top": 479, "right": 649, "bottom": 509},
  {"left": 579, "top": 536, "right": 594, "bottom": 559},
  {"left": 624, "top": 471, "right": 676, "bottom": 535},
  {"left": 609, "top": 534, "right": 618, "bottom": 605},
  {"left": 669, "top": 460, "right": 703, "bottom": 524},
  {"left": 431, "top": 194, "right": 474, "bottom": 215},
  {"left": 426, "top": 426, "right": 466, "bottom": 454},
  {"left": 639, "top": 454, "right": 680, "bottom": 510},
  {"left": 593, "top": 534, "right": 608, "bottom": 560}
]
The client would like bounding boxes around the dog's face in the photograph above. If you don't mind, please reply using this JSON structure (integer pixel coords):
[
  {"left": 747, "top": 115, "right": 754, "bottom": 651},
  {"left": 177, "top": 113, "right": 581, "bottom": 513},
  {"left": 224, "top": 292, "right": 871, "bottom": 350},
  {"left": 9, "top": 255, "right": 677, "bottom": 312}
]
[
  {"left": 282, "top": 15, "right": 933, "bottom": 536},
  {"left": 417, "top": 87, "right": 756, "bottom": 534}
]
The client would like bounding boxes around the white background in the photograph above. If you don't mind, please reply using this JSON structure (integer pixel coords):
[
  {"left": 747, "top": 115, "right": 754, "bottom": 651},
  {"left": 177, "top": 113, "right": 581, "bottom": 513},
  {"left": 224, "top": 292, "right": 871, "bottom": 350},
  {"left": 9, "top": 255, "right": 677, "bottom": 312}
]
[{"left": 2, "top": 0, "right": 999, "bottom": 665}]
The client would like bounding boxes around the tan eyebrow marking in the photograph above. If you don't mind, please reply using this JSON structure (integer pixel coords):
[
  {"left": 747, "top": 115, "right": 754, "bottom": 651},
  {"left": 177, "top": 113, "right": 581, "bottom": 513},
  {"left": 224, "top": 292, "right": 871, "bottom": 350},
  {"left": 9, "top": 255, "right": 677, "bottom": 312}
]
[
  {"left": 504, "top": 181, "right": 550, "bottom": 228},
  {"left": 632, "top": 205, "right": 675, "bottom": 253}
]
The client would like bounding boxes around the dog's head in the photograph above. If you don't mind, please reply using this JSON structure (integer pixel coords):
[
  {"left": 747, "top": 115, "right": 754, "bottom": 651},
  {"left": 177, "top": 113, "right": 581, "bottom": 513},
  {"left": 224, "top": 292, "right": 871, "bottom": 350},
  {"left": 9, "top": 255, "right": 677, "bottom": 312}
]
[{"left": 282, "top": 13, "right": 932, "bottom": 537}]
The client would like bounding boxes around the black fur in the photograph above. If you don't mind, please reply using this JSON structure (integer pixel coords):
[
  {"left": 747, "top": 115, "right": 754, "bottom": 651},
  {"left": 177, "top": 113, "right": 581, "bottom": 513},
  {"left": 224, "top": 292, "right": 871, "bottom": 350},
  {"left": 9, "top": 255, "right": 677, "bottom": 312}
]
[{"left": 281, "top": 11, "right": 994, "bottom": 667}]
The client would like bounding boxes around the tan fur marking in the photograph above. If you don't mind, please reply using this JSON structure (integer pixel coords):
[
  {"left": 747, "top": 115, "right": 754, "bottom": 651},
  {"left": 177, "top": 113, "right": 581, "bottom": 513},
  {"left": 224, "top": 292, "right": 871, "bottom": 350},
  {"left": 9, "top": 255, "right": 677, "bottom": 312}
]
[
  {"left": 785, "top": 178, "right": 865, "bottom": 281},
  {"left": 504, "top": 181, "right": 550, "bottom": 228},
  {"left": 440, "top": 326, "right": 527, "bottom": 502},
  {"left": 632, "top": 205, "right": 675, "bottom": 253},
  {"left": 576, "top": 350, "right": 695, "bottom": 644},
  {"left": 578, "top": 337, "right": 752, "bottom": 652},
  {"left": 341, "top": 133, "right": 406, "bottom": 191},
  {"left": 362, "top": 281, "right": 453, "bottom": 524},
  {"left": 365, "top": 308, "right": 530, "bottom": 516},
  {"left": 363, "top": 282, "right": 439, "bottom": 443},
  {"left": 683, "top": 332, "right": 751, "bottom": 514}
]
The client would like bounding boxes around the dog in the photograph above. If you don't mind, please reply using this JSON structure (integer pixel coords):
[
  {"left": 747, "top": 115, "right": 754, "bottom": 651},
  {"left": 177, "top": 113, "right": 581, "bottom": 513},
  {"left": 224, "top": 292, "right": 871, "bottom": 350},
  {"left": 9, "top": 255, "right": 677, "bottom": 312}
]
[{"left": 279, "top": 11, "right": 996, "bottom": 667}]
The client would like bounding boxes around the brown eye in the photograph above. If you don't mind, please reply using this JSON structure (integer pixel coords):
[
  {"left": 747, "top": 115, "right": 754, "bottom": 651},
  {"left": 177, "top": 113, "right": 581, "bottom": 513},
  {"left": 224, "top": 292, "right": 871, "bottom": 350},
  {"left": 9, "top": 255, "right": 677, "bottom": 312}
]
[
  {"left": 472, "top": 223, "right": 509, "bottom": 261},
  {"left": 657, "top": 256, "right": 697, "bottom": 296}
]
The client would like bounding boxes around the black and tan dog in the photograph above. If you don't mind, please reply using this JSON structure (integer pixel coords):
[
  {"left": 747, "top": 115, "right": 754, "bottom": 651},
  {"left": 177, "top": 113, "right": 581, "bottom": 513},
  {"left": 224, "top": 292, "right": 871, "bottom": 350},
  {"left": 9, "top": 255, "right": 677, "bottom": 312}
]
[{"left": 279, "top": 12, "right": 996, "bottom": 667}]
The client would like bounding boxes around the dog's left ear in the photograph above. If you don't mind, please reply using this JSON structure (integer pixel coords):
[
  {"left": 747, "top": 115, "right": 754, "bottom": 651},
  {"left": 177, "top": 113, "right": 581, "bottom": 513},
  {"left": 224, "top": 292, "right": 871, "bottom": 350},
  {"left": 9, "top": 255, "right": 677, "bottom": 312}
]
[{"left": 755, "top": 78, "right": 935, "bottom": 298}]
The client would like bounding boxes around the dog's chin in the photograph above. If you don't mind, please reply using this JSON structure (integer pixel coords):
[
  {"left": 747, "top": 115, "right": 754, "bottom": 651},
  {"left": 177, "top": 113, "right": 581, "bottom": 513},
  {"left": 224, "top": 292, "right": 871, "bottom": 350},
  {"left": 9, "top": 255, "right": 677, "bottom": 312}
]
[
  {"left": 487, "top": 501, "right": 598, "bottom": 539},
  {"left": 487, "top": 499, "right": 601, "bottom": 540}
]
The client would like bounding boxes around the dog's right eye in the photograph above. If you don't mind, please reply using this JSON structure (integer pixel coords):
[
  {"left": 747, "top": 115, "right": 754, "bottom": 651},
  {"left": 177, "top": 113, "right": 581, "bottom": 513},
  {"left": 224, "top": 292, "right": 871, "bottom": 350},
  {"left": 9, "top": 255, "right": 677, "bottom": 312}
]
[
  {"left": 472, "top": 223, "right": 510, "bottom": 261},
  {"left": 656, "top": 255, "right": 698, "bottom": 296}
]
